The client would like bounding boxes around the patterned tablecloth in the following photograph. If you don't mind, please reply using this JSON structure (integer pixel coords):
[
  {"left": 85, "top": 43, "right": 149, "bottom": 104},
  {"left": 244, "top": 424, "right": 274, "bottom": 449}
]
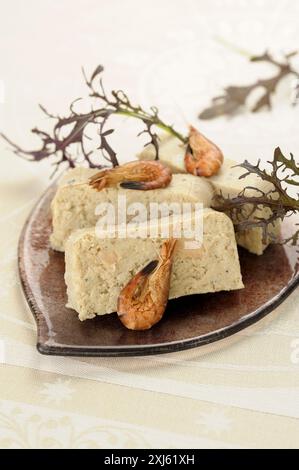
[{"left": 0, "top": 0, "right": 299, "bottom": 448}]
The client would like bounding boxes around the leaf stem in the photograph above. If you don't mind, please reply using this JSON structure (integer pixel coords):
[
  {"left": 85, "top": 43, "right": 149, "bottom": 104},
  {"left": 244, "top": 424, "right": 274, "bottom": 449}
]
[{"left": 115, "top": 108, "right": 187, "bottom": 143}]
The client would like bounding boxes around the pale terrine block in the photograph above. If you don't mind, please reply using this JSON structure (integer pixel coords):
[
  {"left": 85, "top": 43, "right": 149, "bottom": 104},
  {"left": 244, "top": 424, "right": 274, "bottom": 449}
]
[
  {"left": 138, "top": 137, "right": 280, "bottom": 255},
  {"left": 138, "top": 133, "right": 186, "bottom": 173},
  {"left": 65, "top": 208, "right": 244, "bottom": 320},
  {"left": 50, "top": 167, "right": 214, "bottom": 252}
]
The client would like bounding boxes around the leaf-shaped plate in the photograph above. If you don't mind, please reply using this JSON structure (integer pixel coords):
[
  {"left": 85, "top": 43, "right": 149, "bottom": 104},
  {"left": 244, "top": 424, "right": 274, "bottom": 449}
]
[{"left": 18, "top": 184, "right": 299, "bottom": 356}]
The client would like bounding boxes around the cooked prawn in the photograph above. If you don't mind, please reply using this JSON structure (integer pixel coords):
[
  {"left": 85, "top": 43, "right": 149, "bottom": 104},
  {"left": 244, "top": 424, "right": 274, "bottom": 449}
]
[
  {"left": 89, "top": 161, "right": 172, "bottom": 191},
  {"left": 117, "top": 239, "right": 177, "bottom": 330},
  {"left": 184, "top": 126, "right": 223, "bottom": 177}
]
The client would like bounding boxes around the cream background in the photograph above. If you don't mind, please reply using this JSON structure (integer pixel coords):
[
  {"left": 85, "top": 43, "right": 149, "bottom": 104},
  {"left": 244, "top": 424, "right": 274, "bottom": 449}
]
[{"left": 0, "top": 0, "right": 299, "bottom": 448}]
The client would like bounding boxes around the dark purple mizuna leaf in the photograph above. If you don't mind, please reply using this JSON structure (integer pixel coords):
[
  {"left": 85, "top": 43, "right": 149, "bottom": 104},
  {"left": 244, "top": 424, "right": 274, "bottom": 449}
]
[
  {"left": 213, "top": 147, "right": 299, "bottom": 245},
  {"left": 0, "top": 64, "right": 186, "bottom": 174}
]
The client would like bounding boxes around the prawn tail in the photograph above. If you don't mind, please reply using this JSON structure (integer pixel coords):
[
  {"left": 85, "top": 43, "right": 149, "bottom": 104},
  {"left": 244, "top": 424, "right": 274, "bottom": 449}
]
[
  {"left": 89, "top": 169, "right": 107, "bottom": 183},
  {"left": 89, "top": 171, "right": 108, "bottom": 191},
  {"left": 160, "top": 239, "right": 177, "bottom": 263}
]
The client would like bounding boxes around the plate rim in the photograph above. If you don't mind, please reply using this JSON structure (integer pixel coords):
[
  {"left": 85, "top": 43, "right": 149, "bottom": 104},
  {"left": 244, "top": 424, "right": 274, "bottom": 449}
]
[{"left": 18, "top": 183, "right": 299, "bottom": 357}]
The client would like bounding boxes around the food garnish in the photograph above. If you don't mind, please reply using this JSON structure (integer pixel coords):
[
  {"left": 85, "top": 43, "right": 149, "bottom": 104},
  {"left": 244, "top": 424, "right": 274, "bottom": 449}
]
[
  {"left": 213, "top": 147, "right": 299, "bottom": 246},
  {"left": 184, "top": 126, "right": 224, "bottom": 177},
  {"left": 89, "top": 161, "right": 172, "bottom": 191},
  {"left": 0, "top": 65, "right": 186, "bottom": 174},
  {"left": 117, "top": 239, "right": 177, "bottom": 330},
  {"left": 0, "top": 64, "right": 223, "bottom": 179}
]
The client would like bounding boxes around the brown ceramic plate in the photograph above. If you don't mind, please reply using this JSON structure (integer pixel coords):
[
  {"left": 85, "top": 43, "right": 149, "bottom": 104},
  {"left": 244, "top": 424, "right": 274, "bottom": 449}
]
[{"left": 18, "top": 184, "right": 299, "bottom": 357}]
